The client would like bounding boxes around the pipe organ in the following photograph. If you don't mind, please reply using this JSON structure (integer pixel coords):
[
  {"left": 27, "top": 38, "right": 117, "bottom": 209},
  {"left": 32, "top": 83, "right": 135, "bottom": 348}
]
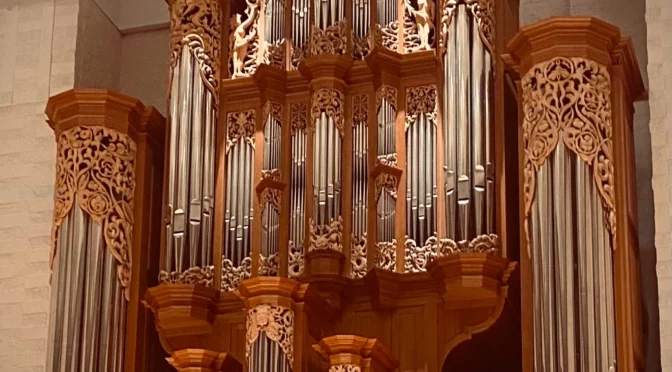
[{"left": 41, "top": 0, "right": 648, "bottom": 370}]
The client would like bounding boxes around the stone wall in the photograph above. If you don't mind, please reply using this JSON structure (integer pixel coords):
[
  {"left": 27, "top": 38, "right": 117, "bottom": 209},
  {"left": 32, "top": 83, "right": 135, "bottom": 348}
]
[{"left": 0, "top": 0, "right": 79, "bottom": 370}]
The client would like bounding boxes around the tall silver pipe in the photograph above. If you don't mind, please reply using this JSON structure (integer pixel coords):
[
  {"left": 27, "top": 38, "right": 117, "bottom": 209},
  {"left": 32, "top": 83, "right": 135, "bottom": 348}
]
[
  {"left": 455, "top": 5, "right": 471, "bottom": 241},
  {"left": 189, "top": 61, "right": 204, "bottom": 268},
  {"left": 471, "top": 19, "right": 485, "bottom": 236},
  {"left": 166, "top": 61, "right": 181, "bottom": 270}
]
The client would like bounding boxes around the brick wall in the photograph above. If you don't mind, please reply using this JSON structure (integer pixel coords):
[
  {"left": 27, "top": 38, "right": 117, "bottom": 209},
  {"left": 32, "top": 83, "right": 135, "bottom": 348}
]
[
  {"left": 0, "top": 0, "right": 78, "bottom": 370},
  {"left": 646, "top": 0, "right": 672, "bottom": 369}
]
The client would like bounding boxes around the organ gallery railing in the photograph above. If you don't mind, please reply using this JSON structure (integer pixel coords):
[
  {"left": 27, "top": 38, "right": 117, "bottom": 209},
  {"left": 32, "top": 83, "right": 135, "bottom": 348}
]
[
  {"left": 45, "top": 89, "right": 165, "bottom": 371},
  {"left": 504, "top": 17, "right": 646, "bottom": 371}
]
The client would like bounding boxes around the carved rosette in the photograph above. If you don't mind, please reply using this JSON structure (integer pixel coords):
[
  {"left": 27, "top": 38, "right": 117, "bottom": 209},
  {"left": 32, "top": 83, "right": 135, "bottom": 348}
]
[
  {"left": 403, "top": 0, "right": 435, "bottom": 53},
  {"left": 353, "top": 94, "right": 369, "bottom": 123},
  {"left": 170, "top": 0, "right": 222, "bottom": 96},
  {"left": 309, "top": 217, "right": 343, "bottom": 252},
  {"left": 228, "top": 0, "right": 261, "bottom": 78},
  {"left": 375, "top": 173, "right": 398, "bottom": 201},
  {"left": 246, "top": 305, "right": 295, "bottom": 364},
  {"left": 221, "top": 256, "right": 252, "bottom": 291},
  {"left": 330, "top": 365, "right": 362, "bottom": 372},
  {"left": 376, "top": 85, "right": 398, "bottom": 112},
  {"left": 351, "top": 234, "right": 368, "bottom": 278},
  {"left": 291, "top": 102, "right": 308, "bottom": 135},
  {"left": 263, "top": 100, "right": 283, "bottom": 124},
  {"left": 376, "top": 153, "right": 398, "bottom": 167},
  {"left": 311, "top": 89, "right": 345, "bottom": 136},
  {"left": 376, "top": 240, "right": 397, "bottom": 271},
  {"left": 158, "top": 266, "right": 215, "bottom": 287},
  {"left": 521, "top": 57, "right": 615, "bottom": 256},
  {"left": 406, "top": 85, "right": 437, "bottom": 130},
  {"left": 310, "top": 20, "right": 348, "bottom": 56},
  {"left": 440, "top": 0, "right": 494, "bottom": 54},
  {"left": 52, "top": 126, "right": 136, "bottom": 300},
  {"left": 288, "top": 240, "right": 304, "bottom": 278},
  {"left": 227, "top": 109, "right": 256, "bottom": 152},
  {"left": 259, "top": 253, "right": 280, "bottom": 276}
]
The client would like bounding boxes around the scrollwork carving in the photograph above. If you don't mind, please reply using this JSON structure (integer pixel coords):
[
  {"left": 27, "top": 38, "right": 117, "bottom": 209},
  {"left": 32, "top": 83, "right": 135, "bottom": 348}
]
[
  {"left": 376, "top": 85, "right": 398, "bottom": 111},
  {"left": 310, "top": 20, "right": 347, "bottom": 56},
  {"left": 375, "top": 173, "right": 398, "bottom": 201},
  {"left": 262, "top": 41, "right": 285, "bottom": 69},
  {"left": 372, "top": 21, "right": 399, "bottom": 52},
  {"left": 260, "top": 188, "right": 282, "bottom": 213},
  {"left": 288, "top": 240, "right": 304, "bottom": 278},
  {"left": 263, "top": 100, "right": 283, "bottom": 123},
  {"left": 330, "top": 365, "right": 362, "bottom": 372},
  {"left": 227, "top": 109, "right": 256, "bottom": 152},
  {"left": 351, "top": 234, "right": 368, "bottom": 278},
  {"left": 376, "top": 240, "right": 397, "bottom": 271},
  {"left": 158, "top": 266, "right": 214, "bottom": 287},
  {"left": 229, "top": 0, "right": 260, "bottom": 78},
  {"left": 404, "top": 236, "right": 438, "bottom": 272},
  {"left": 259, "top": 253, "right": 280, "bottom": 276},
  {"left": 440, "top": 0, "right": 494, "bottom": 54},
  {"left": 309, "top": 217, "right": 343, "bottom": 252},
  {"left": 376, "top": 153, "right": 398, "bottom": 167},
  {"left": 246, "top": 305, "right": 295, "bottom": 364},
  {"left": 311, "top": 89, "right": 345, "bottom": 136},
  {"left": 291, "top": 102, "right": 308, "bottom": 135},
  {"left": 221, "top": 256, "right": 252, "bottom": 291},
  {"left": 170, "top": 0, "right": 222, "bottom": 95},
  {"left": 291, "top": 43, "right": 307, "bottom": 69},
  {"left": 406, "top": 85, "right": 437, "bottom": 130},
  {"left": 352, "top": 31, "right": 371, "bottom": 60},
  {"left": 262, "top": 168, "right": 282, "bottom": 181},
  {"left": 521, "top": 57, "right": 615, "bottom": 257},
  {"left": 353, "top": 94, "right": 369, "bottom": 123},
  {"left": 52, "top": 126, "right": 136, "bottom": 300},
  {"left": 403, "top": 0, "right": 435, "bottom": 53},
  {"left": 436, "top": 234, "right": 499, "bottom": 255}
]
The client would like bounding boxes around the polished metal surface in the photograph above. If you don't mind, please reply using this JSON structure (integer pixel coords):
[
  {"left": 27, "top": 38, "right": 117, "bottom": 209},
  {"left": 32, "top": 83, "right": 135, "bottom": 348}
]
[
  {"left": 405, "top": 112, "right": 436, "bottom": 246},
  {"left": 377, "top": 0, "right": 397, "bottom": 26},
  {"left": 455, "top": 6, "right": 471, "bottom": 240},
  {"left": 291, "top": 129, "right": 307, "bottom": 249},
  {"left": 249, "top": 333, "right": 291, "bottom": 372},
  {"left": 353, "top": 119, "right": 368, "bottom": 238}
]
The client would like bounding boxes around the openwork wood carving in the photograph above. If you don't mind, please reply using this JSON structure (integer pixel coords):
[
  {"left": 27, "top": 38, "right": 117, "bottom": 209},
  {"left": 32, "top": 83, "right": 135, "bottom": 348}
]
[
  {"left": 229, "top": 0, "right": 260, "bottom": 78},
  {"left": 351, "top": 234, "right": 368, "bottom": 278},
  {"left": 227, "top": 109, "right": 256, "bottom": 152},
  {"left": 310, "top": 20, "right": 348, "bottom": 56},
  {"left": 522, "top": 57, "right": 616, "bottom": 256},
  {"left": 377, "top": 85, "right": 398, "bottom": 113},
  {"left": 311, "top": 89, "right": 345, "bottom": 136},
  {"left": 309, "top": 217, "right": 343, "bottom": 252},
  {"left": 288, "top": 240, "right": 304, "bottom": 278},
  {"left": 246, "top": 305, "right": 295, "bottom": 364},
  {"left": 291, "top": 102, "right": 308, "bottom": 135},
  {"left": 352, "top": 31, "right": 372, "bottom": 60},
  {"left": 353, "top": 94, "right": 369, "bottom": 123},
  {"left": 159, "top": 266, "right": 214, "bottom": 287},
  {"left": 263, "top": 40, "right": 286, "bottom": 69},
  {"left": 375, "top": 173, "right": 398, "bottom": 201},
  {"left": 376, "top": 153, "right": 398, "bottom": 167},
  {"left": 52, "top": 126, "right": 136, "bottom": 299},
  {"left": 260, "top": 188, "right": 282, "bottom": 213},
  {"left": 440, "top": 0, "right": 495, "bottom": 54},
  {"left": 372, "top": 21, "right": 400, "bottom": 52},
  {"left": 221, "top": 256, "right": 252, "bottom": 291},
  {"left": 264, "top": 100, "right": 283, "bottom": 124},
  {"left": 170, "top": 0, "right": 222, "bottom": 95},
  {"left": 404, "top": 0, "right": 435, "bottom": 52},
  {"left": 259, "top": 253, "right": 280, "bottom": 276},
  {"left": 406, "top": 85, "right": 437, "bottom": 129},
  {"left": 376, "top": 240, "right": 397, "bottom": 271},
  {"left": 330, "top": 365, "right": 362, "bottom": 372},
  {"left": 404, "top": 236, "right": 438, "bottom": 272},
  {"left": 405, "top": 234, "right": 499, "bottom": 272}
]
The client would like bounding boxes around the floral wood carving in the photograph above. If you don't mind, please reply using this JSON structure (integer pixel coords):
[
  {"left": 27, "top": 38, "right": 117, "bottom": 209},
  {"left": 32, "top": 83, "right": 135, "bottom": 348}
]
[
  {"left": 353, "top": 94, "right": 369, "bottom": 123},
  {"left": 291, "top": 43, "right": 307, "bottom": 69},
  {"left": 403, "top": 234, "right": 500, "bottom": 272},
  {"left": 309, "top": 217, "right": 343, "bottom": 252},
  {"left": 404, "top": 236, "right": 438, "bottom": 272},
  {"left": 376, "top": 85, "right": 398, "bottom": 111},
  {"left": 376, "top": 240, "right": 397, "bottom": 271},
  {"left": 330, "top": 365, "right": 362, "bottom": 372},
  {"left": 404, "top": 0, "right": 435, "bottom": 52},
  {"left": 52, "top": 126, "right": 136, "bottom": 300},
  {"left": 310, "top": 20, "right": 347, "bottom": 56},
  {"left": 352, "top": 31, "right": 371, "bottom": 60},
  {"left": 406, "top": 85, "right": 437, "bottom": 130},
  {"left": 291, "top": 102, "right": 308, "bottom": 135},
  {"left": 262, "top": 168, "right": 282, "bottom": 180},
  {"left": 170, "top": 0, "right": 222, "bottom": 96},
  {"left": 288, "top": 240, "right": 304, "bottom": 278},
  {"left": 263, "top": 100, "right": 283, "bottom": 124},
  {"left": 229, "top": 0, "right": 260, "bottom": 78},
  {"left": 221, "top": 256, "right": 252, "bottom": 291},
  {"left": 372, "top": 21, "right": 400, "bottom": 52},
  {"left": 351, "top": 233, "right": 368, "bottom": 278},
  {"left": 440, "top": 0, "right": 494, "bottom": 54},
  {"left": 375, "top": 173, "right": 398, "bottom": 201},
  {"left": 227, "top": 109, "right": 256, "bottom": 152},
  {"left": 259, "top": 253, "right": 280, "bottom": 276},
  {"left": 376, "top": 153, "right": 398, "bottom": 167},
  {"left": 311, "top": 89, "right": 345, "bottom": 136},
  {"left": 246, "top": 305, "right": 295, "bottom": 364},
  {"left": 260, "top": 188, "right": 282, "bottom": 213},
  {"left": 521, "top": 57, "right": 615, "bottom": 257},
  {"left": 158, "top": 266, "right": 214, "bottom": 287},
  {"left": 262, "top": 40, "right": 285, "bottom": 69}
]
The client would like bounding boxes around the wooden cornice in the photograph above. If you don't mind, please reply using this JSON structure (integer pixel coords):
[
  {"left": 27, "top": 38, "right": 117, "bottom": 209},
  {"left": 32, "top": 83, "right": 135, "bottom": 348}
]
[
  {"left": 298, "top": 54, "right": 354, "bottom": 91},
  {"left": 612, "top": 37, "right": 646, "bottom": 102},
  {"left": 167, "top": 349, "right": 242, "bottom": 372},
  {"left": 313, "top": 335, "right": 399, "bottom": 372},
  {"left": 252, "top": 64, "right": 289, "bottom": 102},
  {"left": 504, "top": 16, "right": 622, "bottom": 77},
  {"left": 365, "top": 47, "right": 438, "bottom": 88},
  {"left": 221, "top": 76, "right": 260, "bottom": 105},
  {"left": 45, "top": 88, "right": 165, "bottom": 147}
]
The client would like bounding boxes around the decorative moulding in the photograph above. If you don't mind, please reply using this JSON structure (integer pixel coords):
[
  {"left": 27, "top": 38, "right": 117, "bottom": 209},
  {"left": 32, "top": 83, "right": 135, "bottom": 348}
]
[
  {"left": 313, "top": 335, "right": 399, "bottom": 372},
  {"left": 167, "top": 349, "right": 242, "bottom": 372}
]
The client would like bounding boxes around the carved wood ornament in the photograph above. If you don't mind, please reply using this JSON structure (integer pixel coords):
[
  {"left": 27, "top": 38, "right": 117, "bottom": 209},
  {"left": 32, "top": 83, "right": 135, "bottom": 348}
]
[
  {"left": 376, "top": 85, "right": 397, "bottom": 112},
  {"left": 351, "top": 233, "right": 368, "bottom": 278},
  {"left": 310, "top": 20, "right": 348, "bottom": 56},
  {"left": 52, "top": 126, "right": 136, "bottom": 300},
  {"left": 227, "top": 109, "right": 256, "bottom": 152},
  {"left": 263, "top": 100, "right": 283, "bottom": 124},
  {"left": 170, "top": 0, "right": 222, "bottom": 97},
  {"left": 246, "top": 305, "right": 295, "bottom": 364},
  {"left": 311, "top": 89, "right": 346, "bottom": 136},
  {"left": 406, "top": 85, "right": 437, "bottom": 130},
  {"left": 404, "top": 0, "right": 436, "bottom": 52},
  {"left": 291, "top": 102, "right": 308, "bottom": 135},
  {"left": 309, "top": 217, "right": 344, "bottom": 252},
  {"left": 440, "top": 0, "right": 495, "bottom": 54},
  {"left": 353, "top": 94, "right": 369, "bottom": 123},
  {"left": 229, "top": 0, "right": 260, "bottom": 78},
  {"left": 521, "top": 57, "right": 616, "bottom": 257},
  {"left": 330, "top": 365, "right": 362, "bottom": 372}
]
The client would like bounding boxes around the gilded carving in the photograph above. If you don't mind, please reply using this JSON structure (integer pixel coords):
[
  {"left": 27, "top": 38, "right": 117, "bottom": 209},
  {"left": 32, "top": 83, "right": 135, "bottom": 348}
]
[
  {"left": 404, "top": 0, "right": 435, "bottom": 52},
  {"left": 353, "top": 94, "right": 369, "bottom": 123},
  {"left": 376, "top": 85, "right": 398, "bottom": 112},
  {"left": 246, "top": 305, "right": 295, "bottom": 364},
  {"left": 158, "top": 266, "right": 214, "bottom": 287},
  {"left": 440, "top": 0, "right": 494, "bottom": 54},
  {"left": 229, "top": 0, "right": 260, "bottom": 78},
  {"left": 521, "top": 57, "right": 615, "bottom": 257},
  {"left": 376, "top": 240, "right": 397, "bottom": 271},
  {"left": 309, "top": 217, "right": 343, "bottom": 252},
  {"left": 170, "top": 0, "right": 222, "bottom": 95},
  {"left": 406, "top": 85, "right": 437, "bottom": 130},
  {"left": 351, "top": 234, "right": 368, "bottom": 278},
  {"left": 310, "top": 20, "right": 347, "bottom": 56},
  {"left": 288, "top": 240, "right": 304, "bottom": 278},
  {"left": 291, "top": 102, "right": 309, "bottom": 135},
  {"left": 221, "top": 256, "right": 252, "bottom": 291},
  {"left": 52, "top": 126, "right": 136, "bottom": 300},
  {"left": 311, "top": 89, "right": 345, "bottom": 136},
  {"left": 330, "top": 365, "right": 362, "bottom": 372},
  {"left": 227, "top": 109, "right": 256, "bottom": 153}
]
